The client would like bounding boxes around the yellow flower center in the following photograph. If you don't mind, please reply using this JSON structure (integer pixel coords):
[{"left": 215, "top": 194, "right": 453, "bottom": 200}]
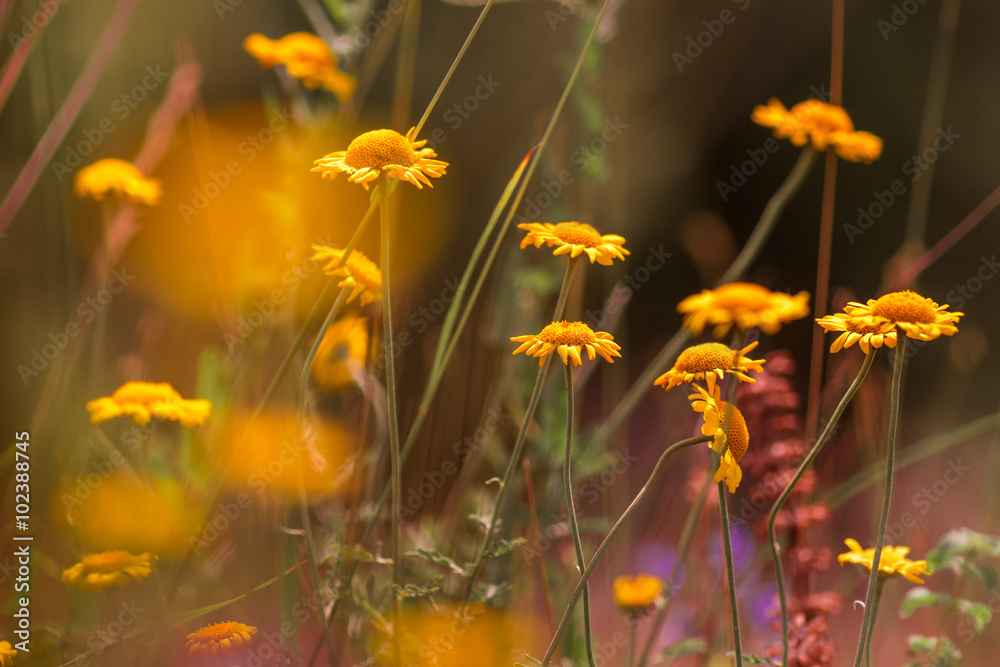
[
  {"left": 82, "top": 551, "right": 133, "bottom": 573},
  {"left": 791, "top": 100, "right": 853, "bottom": 134},
  {"left": 675, "top": 343, "right": 737, "bottom": 373},
  {"left": 344, "top": 129, "right": 417, "bottom": 169},
  {"left": 552, "top": 222, "right": 604, "bottom": 247},
  {"left": 871, "top": 291, "right": 937, "bottom": 324},
  {"left": 710, "top": 282, "right": 774, "bottom": 310},
  {"left": 537, "top": 321, "right": 598, "bottom": 346},
  {"left": 718, "top": 402, "right": 748, "bottom": 462},
  {"left": 848, "top": 321, "right": 889, "bottom": 335}
]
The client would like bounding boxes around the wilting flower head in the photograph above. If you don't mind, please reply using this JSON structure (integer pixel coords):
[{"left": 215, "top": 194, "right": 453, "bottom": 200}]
[
  {"left": 0, "top": 641, "right": 16, "bottom": 666},
  {"left": 186, "top": 621, "right": 257, "bottom": 656},
  {"left": 243, "top": 32, "right": 355, "bottom": 99},
  {"left": 751, "top": 98, "right": 883, "bottom": 163},
  {"left": 311, "top": 315, "right": 369, "bottom": 390},
  {"left": 86, "top": 382, "right": 212, "bottom": 427},
  {"left": 613, "top": 574, "right": 663, "bottom": 615},
  {"left": 511, "top": 321, "right": 621, "bottom": 367},
  {"left": 61, "top": 551, "right": 155, "bottom": 592},
  {"left": 841, "top": 290, "right": 962, "bottom": 342},
  {"left": 312, "top": 128, "right": 447, "bottom": 190},
  {"left": 688, "top": 385, "right": 749, "bottom": 493},
  {"left": 311, "top": 245, "right": 382, "bottom": 306},
  {"left": 816, "top": 311, "right": 897, "bottom": 354},
  {"left": 838, "top": 539, "right": 931, "bottom": 584},
  {"left": 677, "top": 282, "right": 810, "bottom": 338},
  {"left": 655, "top": 341, "right": 765, "bottom": 394},
  {"left": 517, "top": 222, "right": 629, "bottom": 266},
  {"left": 74, "top": 158, "right": 163, "bottom": 205}
]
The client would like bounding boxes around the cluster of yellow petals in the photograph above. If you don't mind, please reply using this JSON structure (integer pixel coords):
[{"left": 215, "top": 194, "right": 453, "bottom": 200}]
[
  {"left": 511, "top": 321, "right": 621, "bottom": 367},
  {"left": 243, "top": 32, "right": 355, "bottom": 99},
  {"left": 311, "top": 315, "right": 369, "bottom": 390},
  {"left": 838, "top": 538, "right": 931, "bottom": 584},
  {"left": 0, "top": 641, "right": 16, "bottom": 666},
  {"left": 517, "top": 222, "right": 630, "bottom": 266},
  {"left": 688, "top": 385, "right": 749, "bottom": 493},
  {"left": 841, "top": 290, "right": 962, "bottom": 342},
  {"left": 311, "top": 245, "right": 382, "bottom": 306},
  {"left": 816, "top": 312, "right": 897, "bottom": 354},
  {"left": 752, "top": 98, "right": 883, "bottom": 163},
  {"left": 655, "top": 341, "right": 765, "bottom": 394},
  {"left": 312, "top": 128, "right": 447, "bottom": 190},
  {"left": 677, "top": 282, "right": 810, "bottom": 338},
  {"left": 61, "top": 551, "right": 155, "bottom": 592},
  {"left": 613, "top": 574, "right": 663, "bottom": 614},
  {"left": 86, "top": 382, "right": 212, "bottom": 427},
  {"left": 185, "top": 621, "right": 258, "bottom": 656},
  {"left": 74, "top": 158, "right": 163, "bottom": 206}
]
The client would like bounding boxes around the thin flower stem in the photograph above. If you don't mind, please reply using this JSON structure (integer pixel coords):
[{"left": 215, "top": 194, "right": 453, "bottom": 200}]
[
  {"left": 540, "top": 435, "right": 713, "bottom": 666},
  {"left": 769, "top": 349, "right": 876, "bottom": 667},
  {"left": 298, "top": 483, "right": 336, "bottom": 665},
  {"left": 626, "top": 618, "right": 636, "bottom": 667},
  {"left": 718, "top": 480, "right": 743, "bottom": 667},
  {"left": 298, "top": 287, "right": 350, "bottom": 411},
  {"left": 853, "top": 337, "right": 908, "bottom": 667},
  {"left": 864, "top": 578, "right": 885, "bottom": 667},
  {"left": 594, "top": 147, "right": 817, "bottom": 447},
  {"left": 564, "top": 362, "right": 596, "bottom": 667}
]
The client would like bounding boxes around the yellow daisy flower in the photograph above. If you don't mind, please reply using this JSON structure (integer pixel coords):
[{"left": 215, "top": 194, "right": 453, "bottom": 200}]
[
  {"left": 842, "top": 290, "right": 962, "bottom": 342},
  {"left": 85, "top": 382, "right": 212, "bottom": 428},
  {"left": 751, "top": 98, "right": 883, "bottom": 163},
  {"left": 677, "top": 282, "right": 811, "bottom": 338},
  {"left": 816, "top": 312, "right": 898, "bottom": 354},
  {"left": 311, "top": 128, "right": 447, "bottom": 190},
  {"left": 654, "top": 341, "right": 765, "bottom": 394},
  {"left": 186, "top": 621, "right": 258, "bottom": 656},
  {"left": 243, "top": 32, "right": 356, "bottom": 100},
  {"left": 311, "top": 315, "right": 368, "bottom": 390},
  {"left": 688, "top": 385, "right": 750, "bottom": 493},
  {"left": 517, "top": 222, "right": 630, "bottom": 266},
  {"left": 311, "top": 245, "right": 382, "bottom": 306},
  {"left": 0, "top": 641, "right": 16, "bottom": 667},
  {"left": 838, "top": 539, "right": 931, "bottom": 584},
  {"left": 61, "top": 551, "right": 155, "bottom": 592},
  {"left": 511, "top": 321, "right": 621, "bottom": 367},
  {"left": 613, "top": 574, "right": 663, "bottom": 615},
  {"left": 74, "top": 158, "right": 163, "bottom": 205}
]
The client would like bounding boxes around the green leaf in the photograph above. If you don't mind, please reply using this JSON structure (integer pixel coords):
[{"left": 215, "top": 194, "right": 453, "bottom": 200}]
[
  {"left": 733, "top": 654, "right": 778, "bottom": 664},
  {"left": 927, "top": 528, "right": 1000, "bottom": 574},
  {"left": 979, "top": 563, "right": 999, "bottom": 592},
  {"left": 405, "top": 548, "right": 466, "bottom": 575},
  {"left": 325, "top": 544, "right": 393, "bottom": 566},
  {"left": 395, "top": 581, "right": 443, "bottom": 605},
  {"left": 906, "top": 634, "right": 962, "bottom": 666},
  {"left": 957, "top": 599, "right": 993, "bottom": 634},
  {"left": 482, "top": 537, "right": 526, "bottom": 561},
  {"left": 900, "top": 587, "right": 952, "bottom": 618},
  {"left": 650, "top": 637, "right": 707, "bottom": 663}
]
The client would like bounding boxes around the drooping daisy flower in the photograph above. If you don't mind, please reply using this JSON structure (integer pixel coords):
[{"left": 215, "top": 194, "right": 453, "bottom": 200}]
[
  {"left": 311, "top": 128, "right": 447, "bottom": 190},
  {"left": 751, "top": 98, "right": 883, "bottom": 163},
  {"left": 86, "top": 382, "right": 212, "bottom": 427},
  {"left": 613, "top": 574, "right": 663, "bottom": 616},
  {"left": 311, "top": 245, "right": 382, "bottom": 306},
  {"left": 838, "top": 539, "right": 931, "bottom": 584},
  {"left": 311, "top": 315, "right": 369, "bottom": 390},
  {"left": 0, "top": 641, "right": 16, "bottom": 666},
  {"left": 654, "top": 341, "right": 765, "bottom": 394},
  {"left": 517, "top": 222, "right": 629, "bottom": 266},
  {"left": 243, "top": 32, "right": 355, "bottom": 99},
  {"left": 816, "top": 312, "right": 897, "bottom": 354},
  {"left": 688, "top": 385, "right": 750, "bottom": 493},
  {"left": 185, "top": 621, "right": 257, "bottom": 656},
  {"left": 74, "top": 158, "right": 163, "bottom": 205},
  {"left": 677, "top": 282, "right": 810, "bottom": 338},
  {"left": 61, "top": 551, "right": 155, "bottom": 591},
  {"left": 511, "top": 321, "right": 621, "bottom": 367},
  {"left": 842, "top": 290, "right": 962, "bottom": 342}
]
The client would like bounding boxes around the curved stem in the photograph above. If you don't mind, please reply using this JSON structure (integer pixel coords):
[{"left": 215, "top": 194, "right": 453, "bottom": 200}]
[
  {"left": 564, "top": 362, "right": 595, "bottom": 667},
  {"left": 853, "top": 338, "right": 907, "bottom": 666},
  {"left": 769, "top": 349, "right": 876, "bottom": 666},
  {"left": 298, "top": 287, "right": 350, "bottom": 411},
  {"left": 540, "top": 435, "right": 713, "bottom": 666},
  {"left": 864, "top": 577, "right": 885, "bottom": 667},
  {"left": 718, "top": 480, "right": 743, "bottom": 667}
]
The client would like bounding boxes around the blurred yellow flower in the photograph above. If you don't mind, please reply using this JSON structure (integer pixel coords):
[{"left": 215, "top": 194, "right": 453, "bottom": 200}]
[
  {"left": 61, "top": 551, "right": 155, "bottom": 592},
  {"left": 243, "top": 32, "right": 355, "bottom": 99},
  {"left": 816, "top": 312, "right": 897, "bottom": 354},
  {"left": 842, "top": 290, "right": 962, "bottom": 342},
  {"left": 311, "top": 245, "right": 382, "bottom": 306},
  {"left": 655, "top": 341, "right": 765, "bottom": 394},
  {"left": 311, "top": 315, "right": 369, "bottom": 390},
  {"left": 688, "top": 385, "right": 749, "bottom": 493},
  {"left": 677, "top": 282, "right": 810, "bottom": 338},
  {"left": 517, "top": 222, "right": 630, "bottom": 266},
  {"left": 74, "top": 158, "right": 163, "bottom": 205},
  {"left": 751, "top": 98, "right": 883, "bottom": 163},
  {"left": 511, "top": 321, "right": 621, "bottom": 367},
  {"left": 613, "top": 574, "right": 663, "bottom": 614},
  {"left": 85, "top": 381, "right": 211, "bottom": 427},
  {"left": 186, "top": 621, "right": 257, "bottom": 656},
  {"left": 838, "top": 538, "right": 931, "bottom": 584},
  {"left": 312, "top": 128, "right": 447, "bottom": 190},
  {"left": 0, "top": 641, "right": 16, "bottom": 666}
]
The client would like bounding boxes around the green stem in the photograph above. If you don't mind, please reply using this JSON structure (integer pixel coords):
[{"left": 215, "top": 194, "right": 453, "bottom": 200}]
[
  {"left": 853, "top": 337, "right": 907, "bottom": 667},
  {"left": 864, "top": 577, "right": 885, "bottom": 667},
  {"left": 769, "top": 350, "right": 876, "bottom": 666},
  {"left": 564, "top": 362, "right": 595, "bottom": 667},
  {"left": 626, "top": 618, "right": 636, "bottom": 667},
  {"left": 718, "top": 480, "right": 742, "bottom": 667},
  {"left": 298, "top": 485, "right": 336, "bottom": 665},
  {"left": 540, "top": 435, "right": 713, "bottom": 666},
  {"left": 299, "top": 287, "right": 350, "bottom": 411}
]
